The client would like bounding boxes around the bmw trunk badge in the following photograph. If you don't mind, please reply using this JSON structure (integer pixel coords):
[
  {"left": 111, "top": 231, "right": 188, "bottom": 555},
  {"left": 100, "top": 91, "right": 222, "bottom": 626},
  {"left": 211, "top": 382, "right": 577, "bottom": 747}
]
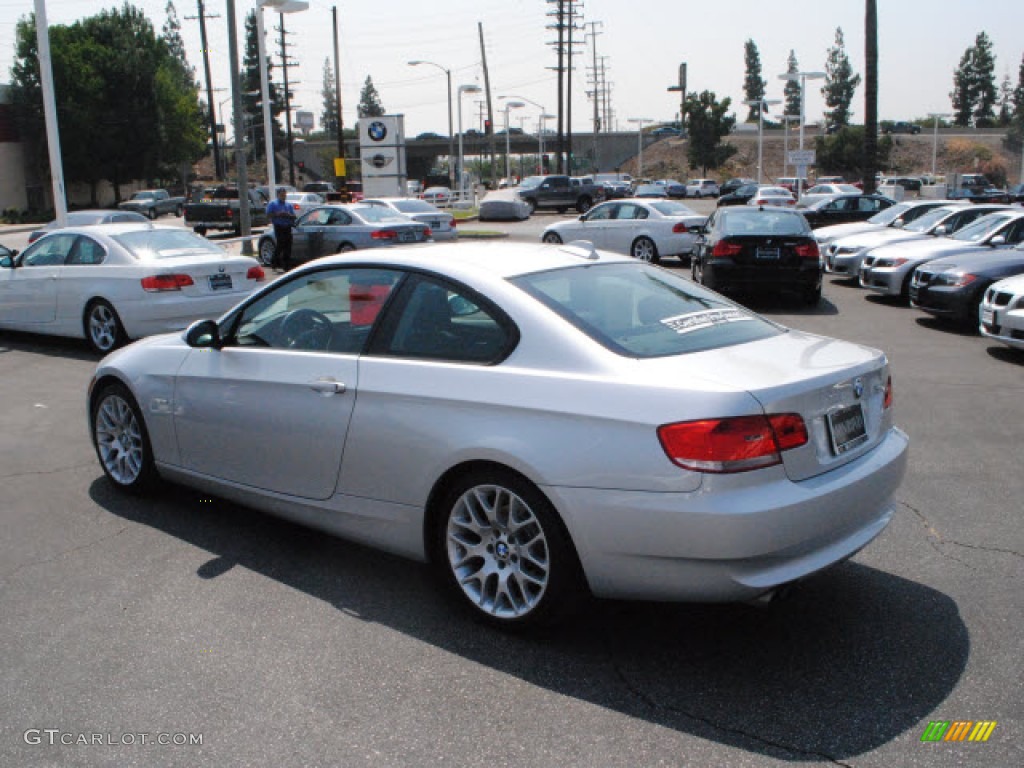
[{"left": 853, "top": 378, "right": 864, "bottom": 399}]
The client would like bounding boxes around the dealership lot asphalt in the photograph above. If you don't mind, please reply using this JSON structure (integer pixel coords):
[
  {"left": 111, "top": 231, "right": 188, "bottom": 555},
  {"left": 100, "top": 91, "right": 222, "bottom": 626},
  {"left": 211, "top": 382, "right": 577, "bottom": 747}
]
[{"left": 1, "top": 212, "right": 1021, "bottom": 767}]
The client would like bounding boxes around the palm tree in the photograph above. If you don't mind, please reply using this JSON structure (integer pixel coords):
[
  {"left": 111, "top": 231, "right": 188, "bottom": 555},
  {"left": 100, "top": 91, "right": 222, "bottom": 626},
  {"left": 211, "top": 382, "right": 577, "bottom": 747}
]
[{"left": 863, "top": 0, "right": 878, "bottom": 193}]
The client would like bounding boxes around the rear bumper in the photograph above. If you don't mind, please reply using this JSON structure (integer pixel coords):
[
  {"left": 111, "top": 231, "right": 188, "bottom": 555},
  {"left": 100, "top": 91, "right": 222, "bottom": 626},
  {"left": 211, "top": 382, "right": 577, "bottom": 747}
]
[
  {"left": 706, "top": 261, "right": 821, "bottom": 293},
  {"left": 118, "top": 292, "right": 256, "bottom": 339},
  {"left": 547, "top": 426, "right": 909, "bottom": 601}
]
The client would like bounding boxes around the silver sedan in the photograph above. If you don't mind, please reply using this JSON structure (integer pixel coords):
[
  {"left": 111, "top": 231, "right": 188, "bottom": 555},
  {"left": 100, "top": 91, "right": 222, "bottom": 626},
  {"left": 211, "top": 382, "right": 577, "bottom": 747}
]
[
  {"left": 540, "top": 198, "right": 706, "bottom": 263},
  {"left": 88, "top": 241, "right": 908, "bottom": 628}
]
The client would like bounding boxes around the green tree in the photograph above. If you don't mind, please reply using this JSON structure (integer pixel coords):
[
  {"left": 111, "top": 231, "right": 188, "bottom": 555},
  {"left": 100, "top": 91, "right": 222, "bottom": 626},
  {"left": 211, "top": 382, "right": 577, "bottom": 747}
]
[
  {"left": 161, "top": 1, "right": 195, "bottom": 90},
  {"left": 742, "top": 40, "right": 766, "bottom": 122},
  {"left": 1003, "top": 54, "right": 1024, "bottom": 155},
  {"left": 357, "top": 76, "right": 385, "bottom": 118},
  {"left": 815, "top": 126, "right": 892, "bottom": 180},
  {"left": 998, "top": 74, "right": 1013, "bottom": 126},
  {"left": 822, "top": 28, "right": 861, "bottom": 127},
  {"left": 783, "top": 50, "right": 801, "bottom": 117},
  {"left": 240, "top": 9, "right": 285, "bottom": 158},
  {"left": 683, "top": 90, "right": 736, "bottom": 174},
  {"left": 951, "top": 32, "right": 998, "bottom": 127},
  {"left": 320, "top": 58, "right": 339, "bottom": 140}
]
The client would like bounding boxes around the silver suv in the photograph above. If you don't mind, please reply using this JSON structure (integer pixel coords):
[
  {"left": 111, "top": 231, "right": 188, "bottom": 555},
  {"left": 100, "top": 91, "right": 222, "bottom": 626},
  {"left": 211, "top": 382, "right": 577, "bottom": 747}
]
[{"left": 686, "top": 179, "right": 720, "bottom": 198}]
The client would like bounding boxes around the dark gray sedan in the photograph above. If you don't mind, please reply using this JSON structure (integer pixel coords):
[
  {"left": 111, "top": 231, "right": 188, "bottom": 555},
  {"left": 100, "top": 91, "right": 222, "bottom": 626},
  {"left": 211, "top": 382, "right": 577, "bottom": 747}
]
[{"left": 257, "top": 205, "right": 431, "bottom": 266}]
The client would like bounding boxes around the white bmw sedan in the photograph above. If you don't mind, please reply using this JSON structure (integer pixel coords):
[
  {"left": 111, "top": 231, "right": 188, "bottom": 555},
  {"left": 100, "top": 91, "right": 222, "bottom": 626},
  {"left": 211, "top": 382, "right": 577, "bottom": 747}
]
[
  {"left": 540, "top": 198, "right": 706, "bottom": 263},
  {"left": 0, "top": 224, "right": 266, "bottom": 353},
  {"left": 88, "top": 241, "right": 908, "bottom": 627}
]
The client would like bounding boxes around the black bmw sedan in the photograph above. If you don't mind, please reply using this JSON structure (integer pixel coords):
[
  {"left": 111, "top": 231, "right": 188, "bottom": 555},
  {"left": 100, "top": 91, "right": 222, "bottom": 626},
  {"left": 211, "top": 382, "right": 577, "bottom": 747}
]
[{"left": 910, "top": 244, "right": 1024, "bottom": 327}]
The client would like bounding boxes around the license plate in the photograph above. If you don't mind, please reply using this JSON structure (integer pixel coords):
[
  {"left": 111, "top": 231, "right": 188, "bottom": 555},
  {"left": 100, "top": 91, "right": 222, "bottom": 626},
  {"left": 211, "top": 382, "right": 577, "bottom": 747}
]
[
  {"left": 828, "top": 403, "right": 868, "bottom": 455},
  {"left": 756, "top": 247, "right": 779, "bottom": 260},
  {"left": 399, "top": 231, "right": 416, "bottom": 243},
  {"left": 981, "top": 307, "right": 994, "bottom": 326},
  {"left": 208, "top": 274, "right": 233, "bottom": 291}
]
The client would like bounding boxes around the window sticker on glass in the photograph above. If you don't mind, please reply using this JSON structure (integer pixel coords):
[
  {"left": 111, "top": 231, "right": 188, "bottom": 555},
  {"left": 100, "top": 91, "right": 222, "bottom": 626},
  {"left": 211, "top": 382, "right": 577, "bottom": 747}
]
[{"left": 660, "top": 308, "right": 754, "bottom": 335}]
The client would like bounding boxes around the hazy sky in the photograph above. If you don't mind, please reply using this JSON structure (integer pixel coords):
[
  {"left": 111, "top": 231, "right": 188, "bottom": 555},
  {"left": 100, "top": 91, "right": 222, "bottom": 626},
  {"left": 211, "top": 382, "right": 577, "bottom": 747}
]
[{"left": 2, "top": 0, "right": 1022, "bottom": 137}]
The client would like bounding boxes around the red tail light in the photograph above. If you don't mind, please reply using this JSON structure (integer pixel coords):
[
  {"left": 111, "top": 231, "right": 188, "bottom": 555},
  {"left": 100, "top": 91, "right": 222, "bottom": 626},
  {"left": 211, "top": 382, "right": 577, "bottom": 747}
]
[
  {"left": 672, "top": 222, "right": 689, "bottom": 233},
  {"left": 794, "top": 242, "right": 820, "bottom": 258},
  {"left": 423, "top": 227, "right": 432, "bottom": 238},
  {"left": 712, "top": 240, "right": 744, "bottom": 257},
  {"left": 371, "top": 230, "right": 398, "bottom": 240},
  {"left": 883, "top": 375, "right": 893, "bottom": 409},
  {"left": 141, "top": 274, "right": 194, "bottom": 292},
  {"left": 449, "top": 218, "right": 457, "bottom": 228},
  {"left": 657, "top": 413, "right": 808, "bottom": 473},
  {"left": 247, "top": 265, "right": 266, "bottom": 281},
  {"left": 293, "top": 204, "right": 301, "bottom": 211}
]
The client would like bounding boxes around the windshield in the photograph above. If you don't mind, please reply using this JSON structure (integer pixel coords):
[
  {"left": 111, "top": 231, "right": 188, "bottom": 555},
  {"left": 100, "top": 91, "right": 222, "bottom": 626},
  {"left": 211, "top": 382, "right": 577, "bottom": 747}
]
[
  {"left": 391, "top": 199, "right": 439, "bottom": 213},
  {"left": 350, "top": 206, "right": 412, "bottom": 224},
  {"left": 867, "top": 201, "right": 912, "bottom": 225},
  {"left": 131, "top": 192, "right": 155, "bottom": 200},
  {"left": 951, "top": 214, "right": 1014, "bottom": 242},
  {"left": 904, "top": 207, "right": 957, "bottom": 232},
  {"left": 650, "top": 201, "right": 698, "bottom": 216},
  {"left": 113, "top": 229, "right": 224, "bottom": 259},
  {"left": 510, "top": 262, "right": 782, "bottom": 358},
  {"left": 519, "top": 176, "right": 545, "bottom": 189}
]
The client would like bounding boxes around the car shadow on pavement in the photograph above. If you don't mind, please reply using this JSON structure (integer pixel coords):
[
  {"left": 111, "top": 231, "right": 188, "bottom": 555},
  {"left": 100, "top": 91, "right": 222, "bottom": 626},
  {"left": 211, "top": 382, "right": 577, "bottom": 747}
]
[
  {"left": 0, "top": 330, "right": 99, "bottom": 362},
  {"left": 90, "top": 478, "right": 968, "bottom": 763},
  {"left": 913, "top": 316, "right": 978, "bottom": 337},
  {"left": 733, "top": 294, "right": 840, "bottom": 317},
  {"left": 985, "top": 345, "right": 1024, "bottom": 366}
]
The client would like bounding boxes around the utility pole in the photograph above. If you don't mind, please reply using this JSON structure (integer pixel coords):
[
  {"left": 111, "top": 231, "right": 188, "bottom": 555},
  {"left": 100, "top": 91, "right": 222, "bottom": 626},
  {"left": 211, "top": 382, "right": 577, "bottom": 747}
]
[
  {"left": 546, "top": 0, "right": 584, "bottom": 174},
  {"left": 187, "top": 1, "right": 222, "bottom": 178},
  {"left": 332, "top": 6, "right": 347, "bottom": 194},
  {"left": 667, "top": 62, "right": 687, "bottom": 134},
  {"left": 277, "top": 13, "right": 299, "bottom": 186},
  {"left": 226, "top": 0, "right": 252, "bottom": 253},
  {"left": 479, "top": 22, "right": 496, "bottom": 187},
  {"left": 586, "top": 20, "right": 602, "bottom": 171}
]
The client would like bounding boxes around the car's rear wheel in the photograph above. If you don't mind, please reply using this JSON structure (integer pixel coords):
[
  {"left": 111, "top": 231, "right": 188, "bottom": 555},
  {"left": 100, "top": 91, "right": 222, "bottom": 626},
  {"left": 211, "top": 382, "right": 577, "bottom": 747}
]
[
  {"left": 258, "top": 238, "right": 276, "bottom": 266},
  {"left": 576, "top": 197, "right": 592, "bottom": 213},
  {"left": 193, "top": 226, "right": 207, "bottom": 236},
  {"left": 84, "top": 300, "right": 127, "bottom": 355},
  {"left": 174, "top": 204, "right": 183, "bottom": 217},
  {"left": 91, "top": 382, "right": 157, "bottom": 493},
  {"left": 338, "top": 243, "right": 356, "bottom": 253},
  {"left": 542, "top": 231, "right": 563, "bottom": 244},
  {"left": 436, "top": 470, "right": 582, "bottom": 628},
  {"left": 146, "top": 208, "right": 157, "bottom": 220},
  {"left": 524, "top": 198, "right": 537, "bottom": 214},
  {"left": 803, "top": 284, "right": 822, "bottom": 305},
  {"left": 631, "top": 236, "right": 659, "bottom": 263}
]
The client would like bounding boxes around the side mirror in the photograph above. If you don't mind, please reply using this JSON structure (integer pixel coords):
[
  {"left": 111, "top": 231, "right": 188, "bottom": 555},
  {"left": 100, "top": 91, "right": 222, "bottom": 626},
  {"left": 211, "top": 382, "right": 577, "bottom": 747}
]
[
  {"left": 988, "top": 235, "right": 1007, "bottom": 247},
  {"left": 0, "top": 250, "right": 16, "bottom": 268},
  {"left": 892, "top": 219, "right": 905, "bottom": 229},
  {"left": 933, "top": 225, "right": 948, "bottom": 236},
  {"left": 184, "top": 319, "right": 221, "bottom": 348}
]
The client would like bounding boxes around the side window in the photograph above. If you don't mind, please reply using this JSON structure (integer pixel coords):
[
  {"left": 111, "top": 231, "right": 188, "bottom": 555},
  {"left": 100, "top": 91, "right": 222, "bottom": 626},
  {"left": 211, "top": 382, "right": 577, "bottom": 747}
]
[
  {"left": 1003, "top": 219, "right": 1024, "bottom": 244},
  {"left": 232, "top": 267, "right": 403, "bottom": 353},
  {"left": 858, "top": 197, "right": 881, "bottom": 212},
  {"left": 586, "top": 205, "right": 616, "bottom": 221},
  {"left": 21, "top": 234, "right": 77, "bottom": 267},
  {"left": 383, "top": 276, "right": 513, "bottom": 364},
  {"left": 67, "top": 236, "right": 107, "bottom": 265},
  {"left": 327, "top": 210, "right": 352, "bottom": 226}
]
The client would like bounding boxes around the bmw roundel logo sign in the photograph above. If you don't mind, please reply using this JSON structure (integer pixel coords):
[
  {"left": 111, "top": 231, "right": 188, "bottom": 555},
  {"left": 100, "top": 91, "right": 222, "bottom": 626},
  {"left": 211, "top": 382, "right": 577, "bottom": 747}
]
[{"left": 368, "top": 121, "right": 388, "bottom": 142}]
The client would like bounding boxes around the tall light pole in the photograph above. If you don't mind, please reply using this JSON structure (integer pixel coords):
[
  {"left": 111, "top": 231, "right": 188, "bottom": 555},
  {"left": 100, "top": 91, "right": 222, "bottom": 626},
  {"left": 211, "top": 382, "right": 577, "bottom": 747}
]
[
  {"left": 257, "top": 0, "right": 308, "bottom": 195},
  {"left": 627, "top": 118, "right": 652, "bottom": 178},
  {"left": 502, "top": 101, "right": 524, "bottom": 180},
  {"left": 457, "top": 84, "right": 481, "bottom": 199},
  {"left": 500, "top": 95, "right": 549, "bottom": 173},
  {"left": 409, "top": 60, "right": 454, "bottom": 191},
  {"left": 743, "top": 98, "right": 780, "bottom": 183},
  {"left": 778, "top": 71, "right": 824, "bottom": 196},
  {"left": 781, "top": 114, "right": 800, "bottom": 178},
  {"left": 927, "top": 112, "right": 951, "bottom": 179},
  {"left": 33, "top": 0, "right": 67, "bottom": 225}
]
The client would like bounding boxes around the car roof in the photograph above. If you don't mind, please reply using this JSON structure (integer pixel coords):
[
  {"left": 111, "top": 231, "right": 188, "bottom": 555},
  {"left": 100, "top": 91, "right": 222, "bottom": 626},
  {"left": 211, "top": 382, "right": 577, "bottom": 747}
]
[{"left": 300, "top": 240, "right": 632, "bottom": 282}]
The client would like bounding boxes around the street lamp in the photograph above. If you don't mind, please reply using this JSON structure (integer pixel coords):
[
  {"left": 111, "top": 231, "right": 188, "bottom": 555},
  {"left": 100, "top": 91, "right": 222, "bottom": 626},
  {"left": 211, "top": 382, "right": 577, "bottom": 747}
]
[
  {"left": 781, "top": 114, "right": 800, "bottom": 177},
  {"left": 257, "top": 0, "right": 308, "bottom": 195},
  {"left": 409, "top": 60, "right": 454, "bottom": 191},
  {"left": 927, "top": 112, "right": 951, "bottom": 179},
  {"left": 502, "top": 101, "right": 525, "bottom": 180},
  {"left": 627, "top": 118, "right": 652, "bottom": 178},
  {"left": 742, "top": 98, "right": 780, "bottom": 183},
  {"left": 500, "top": 96, "right": 550, "bottom": 172},
  {"left": 777, "top": 70, "right": 825, "bottom": 196},
  {"left": 457, "top": 84, "right": 481, "bottom": 200}
]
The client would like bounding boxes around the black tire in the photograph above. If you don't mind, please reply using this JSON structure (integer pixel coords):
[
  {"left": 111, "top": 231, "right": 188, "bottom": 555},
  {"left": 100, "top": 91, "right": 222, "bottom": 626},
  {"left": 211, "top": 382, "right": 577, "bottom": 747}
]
[
  {"left": 338, "top": 243, "right": 356, "bottom": 253},
  {"left": 258, "top": 237, "right": 276, "bottom": 266},
  {"left": 193, "top": 226, "right": 207, "bottom": 236},
  {"left": 556, "top": 207, "right": 568, "bottom": 214},
  {"left": 524, "top": 198, "right": 537, "bottom": 214},
  {"left": 84, "top": 300, "right": 127, "bottom": 355},
  {"left": 434, "top": 469, "right": 584, "bottom": 628},
  {"left": 542, "top": 231, "right": 563, "bottom": 244},
  {"left": 576, "top": 197, "right": 592, "bottom": 213},
  {"left": 174, "top": 204, "right": 183, "bottom": 217},
  {"left": 146, "top": 207, "right": 157, "bottom": 220},
  {"left": 630, "top": 236, "right": 659, "bottom": 264},
  {"left": 90, "top": 381, "right": 158, "bottom": 494},
  {"left": 803, "top": 284, "right": 822, "bottom": 306}
]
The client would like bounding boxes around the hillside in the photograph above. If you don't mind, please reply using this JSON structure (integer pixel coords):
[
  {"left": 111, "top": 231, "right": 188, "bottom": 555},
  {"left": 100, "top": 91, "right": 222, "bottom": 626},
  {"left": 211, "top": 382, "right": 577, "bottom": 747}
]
[{"left": 627, "top": 130, "right": 1016, "bottom": 185}]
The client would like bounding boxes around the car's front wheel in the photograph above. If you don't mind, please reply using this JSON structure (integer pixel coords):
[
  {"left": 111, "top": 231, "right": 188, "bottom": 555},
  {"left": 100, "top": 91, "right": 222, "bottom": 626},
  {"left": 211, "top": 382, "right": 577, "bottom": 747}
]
[
  {"left": 258, "top": 238, "right": 276, "bottom": 266},
  {"left": 84, "top": 300, "right": 127, "bottom": 355},
  {"left": 524, "top": 198, "right": 537, "bottom": 215},
  {"left": 542, "top": 231, "right": 563, "bottom": 244},
  {"left": 91, "top": 382, "right": 158, "bottom": 493},
  {"left": 436, "top": 470, "right": 582, "bottom": 628}
]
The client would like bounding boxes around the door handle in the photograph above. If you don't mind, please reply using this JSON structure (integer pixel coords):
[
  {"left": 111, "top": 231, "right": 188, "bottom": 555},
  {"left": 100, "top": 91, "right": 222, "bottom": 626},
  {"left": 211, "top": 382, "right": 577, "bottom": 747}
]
[{"left": 308, "top": 378, "right": 346, "bottom": 395}]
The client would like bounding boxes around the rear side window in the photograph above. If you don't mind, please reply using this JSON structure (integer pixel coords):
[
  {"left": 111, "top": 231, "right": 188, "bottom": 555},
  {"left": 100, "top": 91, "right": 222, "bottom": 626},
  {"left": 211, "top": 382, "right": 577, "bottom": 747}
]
[{"left": 512, "top": 263, "right": 782, "bottom": 358}]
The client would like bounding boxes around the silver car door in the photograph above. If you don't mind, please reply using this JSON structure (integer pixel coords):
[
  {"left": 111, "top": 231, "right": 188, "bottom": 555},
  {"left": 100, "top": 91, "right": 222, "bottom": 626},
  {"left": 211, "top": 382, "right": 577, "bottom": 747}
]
[
  {"left": 0, "top": 233, "right": 76, "bottom": 324},
  {"left": 173, "top": 266, "right": 403, "bottom": 500},
  {"left": 604, "top": 203, "right": 646, "bottom": 253}
]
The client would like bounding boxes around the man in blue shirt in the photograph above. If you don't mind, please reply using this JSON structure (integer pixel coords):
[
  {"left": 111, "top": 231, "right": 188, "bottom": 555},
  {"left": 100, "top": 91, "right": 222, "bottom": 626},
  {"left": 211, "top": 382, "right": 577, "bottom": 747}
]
[{"left": 265, "top": 187, "right": 297, "bottom": 270}]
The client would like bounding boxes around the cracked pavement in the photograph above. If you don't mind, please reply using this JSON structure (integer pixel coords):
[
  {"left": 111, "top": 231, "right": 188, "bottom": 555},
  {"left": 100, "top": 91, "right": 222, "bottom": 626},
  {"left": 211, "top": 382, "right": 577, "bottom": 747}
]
[{"left": 1, "top": 262, "right": 1021, "bottom": 768}]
